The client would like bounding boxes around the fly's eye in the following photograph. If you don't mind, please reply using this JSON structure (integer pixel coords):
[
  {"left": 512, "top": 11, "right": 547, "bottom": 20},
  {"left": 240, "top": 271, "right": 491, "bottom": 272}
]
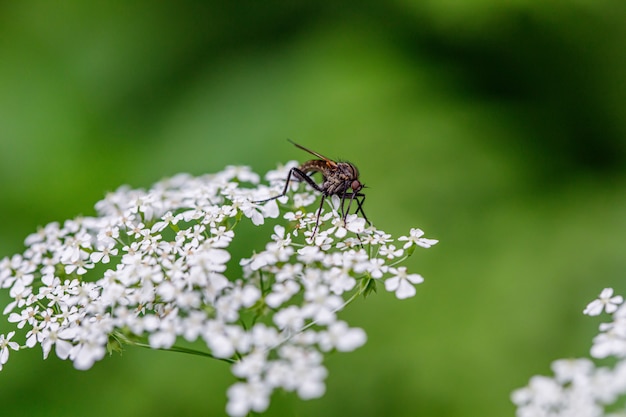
[{"left": 351, "top": 180, "right": 362, "bottom": 191}]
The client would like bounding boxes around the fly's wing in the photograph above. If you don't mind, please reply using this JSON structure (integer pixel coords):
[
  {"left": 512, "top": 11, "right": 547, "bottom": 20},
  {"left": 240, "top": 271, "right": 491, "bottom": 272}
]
[{"left": 288, "top": 139, "right": 337, "bottom": 168}]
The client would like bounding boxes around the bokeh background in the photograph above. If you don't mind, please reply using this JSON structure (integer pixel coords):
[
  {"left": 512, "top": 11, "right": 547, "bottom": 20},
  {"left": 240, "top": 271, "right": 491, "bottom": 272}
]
[{"left": 1, "top": 1, "right": 625, "bottom": 416}]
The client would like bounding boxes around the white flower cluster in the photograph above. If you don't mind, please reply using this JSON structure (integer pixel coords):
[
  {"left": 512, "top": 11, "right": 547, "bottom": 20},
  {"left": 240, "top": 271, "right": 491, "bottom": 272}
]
[
  {"left": 512, "top": 288, "right": 626, "bottom": 417},
  {"left": 0, "top": 162, "right": 438, "bottom": 416}
]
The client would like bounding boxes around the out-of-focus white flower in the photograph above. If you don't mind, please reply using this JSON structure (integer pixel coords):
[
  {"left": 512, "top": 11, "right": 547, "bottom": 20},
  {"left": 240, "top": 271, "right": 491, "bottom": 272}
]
[
  {"left": 513, "top": 287, "right": 626, "bottom": 417},
  {"left": 584, "top": 288, "right": 624, "bottom": 316}
]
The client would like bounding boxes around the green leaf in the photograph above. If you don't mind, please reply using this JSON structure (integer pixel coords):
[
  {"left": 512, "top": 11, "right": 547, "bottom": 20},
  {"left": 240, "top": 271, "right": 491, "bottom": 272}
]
[{"left": 362, "top": 277, "right": 377, "bottom": 298}]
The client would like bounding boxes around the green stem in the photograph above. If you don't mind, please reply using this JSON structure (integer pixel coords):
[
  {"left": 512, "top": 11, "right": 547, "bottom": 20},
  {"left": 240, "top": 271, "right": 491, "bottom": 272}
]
[
  {"left": 133, "top": 342, "right": 236, "bottom": 364},
  {"left": 388, "top": 254, "right": 409, "bottom": 268}
]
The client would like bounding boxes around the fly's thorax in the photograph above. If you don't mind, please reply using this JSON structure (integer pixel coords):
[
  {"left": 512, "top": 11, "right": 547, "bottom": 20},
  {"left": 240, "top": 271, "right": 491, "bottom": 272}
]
[
  {"left": 322, "top": 162, "right": 362, "bottom": 195},
  {"left": 332, "top": 162, "right": 357, "bottom": 181}
]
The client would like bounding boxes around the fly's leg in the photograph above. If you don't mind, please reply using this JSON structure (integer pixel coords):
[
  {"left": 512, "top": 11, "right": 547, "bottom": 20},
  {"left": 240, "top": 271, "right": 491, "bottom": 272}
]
[
  {"left": 254, "top": 167, "right": 329, "bottom": 238},
  {"left": 341, "top": 192, "right": 370, "bottom": 226},
  {"left": 253, "top": 167, "right": 323, "bottom": 203},
  {"left": 311, "top": 195, "right": 326, "bottom": 238}
]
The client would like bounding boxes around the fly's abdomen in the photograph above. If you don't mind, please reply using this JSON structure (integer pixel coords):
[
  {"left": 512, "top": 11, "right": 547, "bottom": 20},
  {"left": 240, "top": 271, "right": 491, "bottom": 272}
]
[{"left": 299, "top": 160, "right": 330, "bottom": 175}]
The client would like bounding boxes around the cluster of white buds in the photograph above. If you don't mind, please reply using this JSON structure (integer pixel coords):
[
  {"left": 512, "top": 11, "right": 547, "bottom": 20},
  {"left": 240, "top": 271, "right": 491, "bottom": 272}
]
[
  {"left": 0, "top": 162, "right": 438, "bottom": 416},
  {"left": 512, "top": 288, "right": 626, "bottom": 417}
]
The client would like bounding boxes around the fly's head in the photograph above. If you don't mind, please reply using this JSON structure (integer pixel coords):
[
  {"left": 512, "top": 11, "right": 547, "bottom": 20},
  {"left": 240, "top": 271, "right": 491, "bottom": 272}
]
[{"left": 350, "top": 179, "right": 363, "bottom": 193}]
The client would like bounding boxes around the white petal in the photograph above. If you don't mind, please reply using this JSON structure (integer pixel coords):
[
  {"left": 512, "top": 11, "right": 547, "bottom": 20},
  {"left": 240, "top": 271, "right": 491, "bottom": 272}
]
[
  {"left": 395, "top": 280, "right": 417, "bottom": 299},
  {"left": 336, "top": 327, "right": 367, "bottom": 352},
  {"left": 406, "top": 273, "right": 424, "bottom": 285},
  {"left": 384, "top": 277, "right": 400, "bottom": 292},
  {"left": 583, "top": 299, "right": 604, "bottom": 316}
]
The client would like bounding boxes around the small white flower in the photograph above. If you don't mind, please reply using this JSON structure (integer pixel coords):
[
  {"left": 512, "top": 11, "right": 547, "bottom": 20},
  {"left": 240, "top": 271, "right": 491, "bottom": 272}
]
[
  {"left": 293, "top": 192, "right": 316, "bottom": 208},
  {"left": 41, "top": 322, "right": 74, "bottom": 360},
  {"left": 226, "top": 380, "right": 271, "bottom": 417},
  {"left": 398, "top": 228, "right": 438, "bottom": 249},
  {"left": 317, "top": 321, "right": 367, "bottom": 352},
  {"left": 344, "top": 214, "right": 366, "bottom": 234},
  {"left": 188, "top": 248, "right": 230, "bottom": 273},
  {"left": 239, "top": 200, "right": 265, "bottom": 226},
  {"left": 4, "top": 280, "right": 33, "bottom": 315},
  {"left": 232, "top": 349, "right": 267, "bottom": 379},
  {"left": 297, "top": 245, "right": 324, "bottom": 264},
  {"left": 149, "top": 316, "right": 179, "bottom": 349},
  {"left": 511, "top": 375, "right": 564, "bottom": 408},
  {"left": 283, "top": 210, "right": 306, "bottom": 226},
  {"left": 551, "top": 358, "right": 594, "bottom": 384},
  {"left": 0, "top": 331, "right": 20, "bottom": 370},
  {"left": 274, "top": 305, "right": 305, "bottom": 331},
  {"left": 367, "top": 258, "right": 387, "bottom": 279},
  {"left": 202, "top": 321, "right": 235, "bottom": 359},
  {"left": 264, "top": 161, "right": 298, "bottom": 183},
  {"left": 590, "top": 331, "right": 626, "bottom": 359},
  {"left": 250, "top": 323, "right": 280, "bottom": 349},
  {"left": 7, "top": 305, "right": 39, "bottom": 329},
  {"left": 270, "top": 225, "right": 291, "bottom": 246},
  {"left": 266, "top": 280, "right": 301, "bottom": 308},
  {"left": 311, "top": 231, "right": 333, "bottom": 250},
  {"left": 208, "top": 226, "right": 235, "bottom": 248},
  {"left": 260, "top": 198, "right": 280, "bottom": 219},
  {"left": 25, "top": 321, "right": 44, "bottom": 348},
  {"left": 384, "top": 267, "right": 424, "bottom": 299},
  {"left": 224, "top": 165, "right": 260, "bottom": 184},
  {"left": 295, "top": 363, "right": 327, "bottom": 400},
  {"left": 68, "top": 327, "right": 108, "bottom": 371},
  {"left": 326, "top": 267, "right": 356, "bottom": 295},
  {"left": 90, "top": 243, "right": 118, "bottom": 264},
  {"left": 181, "top": 311, "right": 208, "bottom": 342},
  {"left": 302, "top": 285, "right": 343, "bottom": 325},
  {"left": 64, "top": 255, "right": 94, "bottom": 275},
  {"left": 335, "top": 237, "right": 362, "bottom": 250},
  {"left": 277, "top": 346, "right": 328, "bottom": 400},
  {"left": 378, "top": 244, "right": 403, "bottom": 259},
  {"left": 234, "top": 284, "right": 262, "bottom": 309},
  {"left": 584, "top": 288, "right": 624, "bottom": 316}
]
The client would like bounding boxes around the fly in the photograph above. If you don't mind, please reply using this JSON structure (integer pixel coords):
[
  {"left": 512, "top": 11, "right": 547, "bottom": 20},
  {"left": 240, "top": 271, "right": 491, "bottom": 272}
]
[{"left": 255, "top": 139, "right": 371, "bottom": 236}]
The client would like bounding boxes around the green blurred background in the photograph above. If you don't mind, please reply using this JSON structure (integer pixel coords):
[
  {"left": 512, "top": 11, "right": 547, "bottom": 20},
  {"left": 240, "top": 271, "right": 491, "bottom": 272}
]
[{"left": 1, "top": 1, "right": 625, "bottom": 416}]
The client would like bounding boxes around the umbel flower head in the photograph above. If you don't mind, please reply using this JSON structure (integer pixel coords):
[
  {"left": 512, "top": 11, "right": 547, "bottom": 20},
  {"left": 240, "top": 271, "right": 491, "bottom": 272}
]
[
  {"left": 512, "top": 288, "right": 626, "bottom": 417},
  {"left": 0, "top": 162, "right": 438, "bottom": 416}
]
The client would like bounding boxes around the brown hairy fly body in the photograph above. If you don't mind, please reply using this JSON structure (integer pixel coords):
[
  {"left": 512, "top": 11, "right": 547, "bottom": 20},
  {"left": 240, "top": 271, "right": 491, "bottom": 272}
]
[{"left": 254, "top": 140, "right": 371, "bottom": 236}]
